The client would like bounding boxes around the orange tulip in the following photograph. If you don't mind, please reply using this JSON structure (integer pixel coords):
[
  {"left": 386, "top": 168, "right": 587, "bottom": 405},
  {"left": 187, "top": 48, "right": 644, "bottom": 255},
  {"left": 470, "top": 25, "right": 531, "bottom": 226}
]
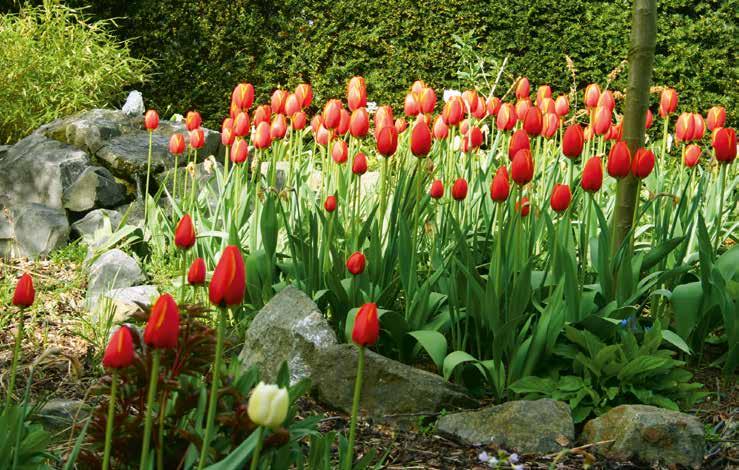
[
  {"left": 442, "top": 96, "right": 465, "bottom": 126},
  {"left": 349, "top": 108, "right": 370, "bottom": 138},
  {"left": 185, "top": 111, "right": 202, "bottom": 131},
  {"left": 253, "top": 121, "right": 272, "bottom": 149},
  {"left": 231, "top": 138, "right": 249, "bottom": 164},
  {"left": 270, "top": 114, "right": 288, "bottom": 140},
  {"left": 337, "top": 109, "right": 351, "bottom": 135},
  {"left": 188, "top": 128, "right": 205, "bottom": 149},
  {"left": 593, "top": 106, "right": 612, "bottom": 136},
  {"left": 515, "top": 77, "right": 530, "bottom": 99},
  {"left": 705, "top": 106, "right": 726, "bottom": 131},
  {"left": 486, "top": 96, "right": 502, "bottom": 117},
  {"left": 284, "top": 93, "right": 301, "bottom": 117},
  {"left": 675, "top": 112, "right": 695, "bottom": 142},
  {"left": 233, "top": 112, "right": 250, "bottom": 137},
  {"left": 209, "top": 245, "right": 246, "bottom": 307},
  {"left": 169, "top": 133, "right": 186, "bottom": 155},
  {"left": 419, "top": 87, "right": 437, "bottom": 114},
  {"left": 394, "top": 117, "right": 408, "bottom": 134},
  {"left": 295, "top": 83, "right": 313, "bottom": 108},
  {"left": 541, "top": 112, "right": 558, "bottom": 139},
  {"left": 659, "top": 88, "right": 678, "bottom": 117},
  {"left": 232, "top": 83, "right": 255, "bottom": 110},
  {"left": 270, "top": 90, "right": 288, "bottom": 115},
  {"left": 374, "top": 105, "right": 394, "bottom": 131},
  {"left": 347, "top": 83, "right": 367, "bottom": 112},
  {"left": 144, "top": 110, "right": 159, "bottom": 131},
  {"left": 515, "top": 98, "right": 532, "bottom": 121},
  {"left": 496, "top": 103, "right": 517, "bottom": 131},
  {"left": 144, "top": 293, "right": 180, "bottom": 349}
]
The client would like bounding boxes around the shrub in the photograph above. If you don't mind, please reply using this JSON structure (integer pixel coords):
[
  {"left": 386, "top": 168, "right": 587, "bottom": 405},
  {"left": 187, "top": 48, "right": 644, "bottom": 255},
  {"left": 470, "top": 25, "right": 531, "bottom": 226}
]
[{"left": 0, "top": 2, "right": 149, "bottom": 143}]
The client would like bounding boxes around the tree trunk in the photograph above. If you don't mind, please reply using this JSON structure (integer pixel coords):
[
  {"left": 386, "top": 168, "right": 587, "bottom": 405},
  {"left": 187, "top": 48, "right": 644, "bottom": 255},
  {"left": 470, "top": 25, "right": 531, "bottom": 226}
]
[{"left": 611, "top": 0, "right": 657, "bottom": 254}]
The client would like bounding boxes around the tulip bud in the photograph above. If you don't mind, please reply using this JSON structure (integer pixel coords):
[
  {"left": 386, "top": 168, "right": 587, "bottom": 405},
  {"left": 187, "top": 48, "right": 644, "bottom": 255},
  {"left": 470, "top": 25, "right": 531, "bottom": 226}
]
[
  {"left": 295, "top": 83, "right": 313, "bottom": 108},
  {"left": 583, "top": 84, "right": 601, "bottom": 109},
  {"left": 324, "top": 195, "right": 337, "bottom": 212},
  {"left": 347, "top": 84, "right": 367, "bottom": 112},
  {"left": 490, "top": 166, "right": 510, "bottom": 202},
  {"left": 221, "top": 127, "right": 235, "bottom": 146},
  {"left": 515, "top": 77, "right": 530, "bottom": 99},
  {"left": 169, "top": 133, "right": 186, "bottom": 155},
  {"left": 337, "top": 109, "right": 351, "bottom": 136},
  {"left": 562, "top": 124, "right": 584, "bottom": 159},
  {"left": 323, "top": 99, "right": 343, "bottom": 130},
  {"left": 675, "top": 112, "right": 695, "bottom": 142},
  {"left": 292, "top": 111, "right": 308, "bottom": 130},
  {"left": 188, "top": 258, "right": 207, "bottom": 285},
  {"left": 550, "top": 184, "right": 572, "bottom": 213},
  {"left": 442, "top": 96, "right": 464, "bottom": 126},
  {"left": 419, "top": 87, "right": 437, "bottom": 114},
  {"left": 394, "top": 117, "right": 408, "bottom": 134},
  {"left": 541, "top": 113, "right": 559, "bottom": 139},
  {"left": 496, "top": 103, "right": 517, "bottom": 131},
  {"left": 659, "top": 88, "right": 678, "bottom": 117},
  {"left": 270, "top": 114, "right": 288, "bottom": 140},
  {"left": 346, "top": 251, "right": 366, "bottom": 275},
  {"left": 523, "top": 107, "right": 543, "bottom": 136},
  {"left": 598, "top": 90, "right": 615, "bottom": 112},
  {"left": 451, "top": 178, "right": 468, "bottom": 201},
  {"left": 12, "top": 273, "right": 35, "bottom": 307},
  {"left": 404, "top": 93, "right": 420, "bottom": 116},
  {"left": 581, "top": 157, "right": 603, "bottom": 192},
  {"left": 432, "top": 115, "right": 449, "bottom": 140},
  {"left": 284, "top": 94, "right": 301, "bottom": 117},
  {"left": 174, "top": 214, "right": 196, "bottom": 249},
  {"left": 332, "top": 140, "right": 348, "bottom": 164},
  {"left": 515, "top": 99, "right": 532, "bottom": 121},
  {"left": 411, "top": 119, "right": 432, "bottom": 157},
  {"left": 253, "top": 122, "right": 272, "bottom": 149},
  {"left": 631, "top": 148, "right": 655, "bottom": 178},
  {"left": 209, "top": 246, "right": 246, "bottom": 307},
  {"left": 691, "top": 113, "right": 705, "bottom": 141},
  {"left": 315, "top": 125, "right": 331, "bottom": 146},
  {"left": 511, "top": 149, "right": 534, "bottom": 186},
  {"left": 705, "top": 106, "right": 726, "bottom": 131},
  {"left": 712, "top": 127, "right": 736, "bottom": 163},
  {"left": 349, "top": 108, "right": 370, "bottom": 138},
  {"left": 185, "top": 111, "right": 202, "bottom": 131},
  {"left": 554, "top": 95, "right": 569, "bottom": 117},
  {"left": 645, "top": 109, "right": 654, "bottom": 129},
  {"left": 144, "top": 293, "right": 180, "bottom": 349},
  {"left": 352, "top": 302, "right": 380, "bottom": 347},
  {"left": 253, "top": 105, "right": 272, "bottom": 127},
  {"left": 593, "top": 106, "right": 612, "bottom": 135},
  {"left": 683, "top": 144, "right": 701, "bottom": 168},
  {"left": 103, "top": 326, "right": 135, "bottom": 369},
  {"left": 231, "top": 138, "right": 249, "bottom": 164},
  {"left": 234, "top": 112, "right": 250, "bottom": 137},
  {"left": 374, "top": 106, "right": 394, "bottom": 131},
  {"left": 429, "top": 179, "right": 444, "bottom": 199},
  {"left": 461, "top": 126, "right": 483, "bottom": 152},
  {"left": 232, "top": 83, "right": 255, "bottom": 110},
  {"left": 376, "top": 125, "right": 398, "bottom": 157},
  {"left": 144, "top": 110, "right": 159, "bottom": 131},
  {"left": 188, "top": 128, "right": 205, "bottom": 149},
  {"left": 247, "top": 382, "right": 289, "bottom": 430},
  {"left": 352, "top": 152, "right": 368, "bottom": 175},
  {"left": 515, "top": 197, "right": 530, "bottom": 217},
  {"left": 607, "top": 141, "right": 631, "bottom": 178}
]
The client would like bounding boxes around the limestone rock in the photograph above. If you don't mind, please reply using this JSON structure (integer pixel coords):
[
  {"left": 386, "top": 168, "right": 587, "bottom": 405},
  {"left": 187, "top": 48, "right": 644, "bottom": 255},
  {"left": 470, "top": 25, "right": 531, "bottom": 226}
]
[
  {"left": 86, "top": 249, "right": 144, "bottom": 309},
  {"left": 63, "top": 166, "right": 129, "bottom": 212}
]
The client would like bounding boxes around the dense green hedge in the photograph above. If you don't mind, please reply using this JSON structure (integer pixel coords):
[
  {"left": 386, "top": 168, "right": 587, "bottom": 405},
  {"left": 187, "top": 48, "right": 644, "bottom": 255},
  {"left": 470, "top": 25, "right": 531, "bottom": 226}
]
[{"left": 13, "top": 0, "right": 739, "bottom": 127}]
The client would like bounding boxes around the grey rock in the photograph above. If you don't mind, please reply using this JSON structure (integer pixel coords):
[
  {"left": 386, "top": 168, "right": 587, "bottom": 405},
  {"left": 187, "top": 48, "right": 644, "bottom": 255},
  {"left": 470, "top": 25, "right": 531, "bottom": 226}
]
[
  {"left": 581, "top": 404, "right": 704, "bottom": 468},
  {"left": 239, "top": 286, "right": 337, "bottom": 384},
  {"left": 86, "top": 249, "right": 144, "bottom": 308},
  {"left": 63, "top": 166, "right": 129, "bottom": 212},
  {"left": 0, "top": 199, "right": 70, "bottom": 259},
  {"left": 96, "top": 285, "right": 159, "bottom": 323},
  {"left": 122, "top": 90, "right": 145, "bottom": 116},
  {"left": 35, "top": 399, "right": 88, "bottom": 435},
  {"left": 312, "top": 344, "right": 476, "bottom": 421},
  {"left": 41, "top": 108, "right": 133, "bottom": 154},
  {"left": 114, "top": 199, "right": 145, "bottom": 226},
  {"left": 71, "top": 209, "right": 123, "bottom": 239},
  {"left": 437, "top": 399, "right": 575, "bottom": 453}
]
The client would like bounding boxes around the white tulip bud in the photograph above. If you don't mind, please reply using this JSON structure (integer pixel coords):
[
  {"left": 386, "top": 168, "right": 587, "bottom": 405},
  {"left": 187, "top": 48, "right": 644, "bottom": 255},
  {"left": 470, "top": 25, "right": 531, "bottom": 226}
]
[{"left": 247, "top": 382, "right": 289, "bottom": 430}]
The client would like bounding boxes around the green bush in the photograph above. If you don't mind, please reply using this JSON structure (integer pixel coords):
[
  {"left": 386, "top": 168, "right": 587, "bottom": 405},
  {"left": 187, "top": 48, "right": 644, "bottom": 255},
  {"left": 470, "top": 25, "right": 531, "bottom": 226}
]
[{"left": 0, "top": 2, "right": 149, "bottom": 143}]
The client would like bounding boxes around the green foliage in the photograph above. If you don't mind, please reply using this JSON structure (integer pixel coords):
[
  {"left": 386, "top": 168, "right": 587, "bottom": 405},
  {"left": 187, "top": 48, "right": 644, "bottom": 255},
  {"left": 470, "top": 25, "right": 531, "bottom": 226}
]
[
  {"left": 0, "top": 2, "right": 149, "bottom": 143},
  {"left": 0, "top": 405, "right": 52, "bottom": 469}
]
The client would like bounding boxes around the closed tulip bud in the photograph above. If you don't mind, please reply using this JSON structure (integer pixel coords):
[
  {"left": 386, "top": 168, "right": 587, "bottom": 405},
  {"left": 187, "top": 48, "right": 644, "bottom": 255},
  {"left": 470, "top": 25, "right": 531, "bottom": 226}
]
[
  {"left": 536, "top": 84, "right": 552, "bottom": 104},
  {"left": 593, "top": 106, "right": 612, "bottom": 135},
  {"left": 376, "top": 125, "right": 398, "bottom": 157},
  {"left": 233, "top": 112, "right": 250, "bottom": 137},
  {"left": 515, "top": 99, "right": 532, "bottom": 121},
  {"left": 232, "top": 83, "right": 255, "bottom": 110},
  {"left": 144, "top": 293, "right": 180, "bottom": 349},
  {"left": 511, "top": 149, "right": 534, "bottom": 185},
  {"left": 103, "top": 325, "right": 134, "bottom": 369},
  {"left": 411, "top": 119, "right": 432, "bottom": 156},
  {"left": 562, "top": 124, "right": 584, "bottom": 159},
  {"left": 270, "top": 114, "right": 288, "bottom": 140},
  {"left": 221, "top": 126, "right": 235, "bottom": 146},
  {"left": 607, "top": 141, "right": 631, "bottom": 178},
  {"left": 691, "top": 113, "right": 705, "bottom": 141},
  {"left": 169, "top": 133, "right": 186, "bottom": 155},
  {"left": 631, "top": 148, "right": 655, "bottom": 178},
  {"left": 348, "top": 76, "right": 367, "bottom": 95},
  {"left": 452, "top": 178, "right": 468, "bottom": 201},
  {"left": 404, "top": 93, "right": 420, "bottom": 116},
  {"left": 541, "top": 113, "right": 559, "bottom": 139},
  {"left": 346, "top": 251, "right": 366, "bottom": 275},
  {"left": 315, "top": 125, "right": 331, "bottom": 146},
  {"left": 550, "top": 184, "right": 572, "bottom": 213},
  {"left": 295, "top": 83, "right": 313, "bottom": 108},
  {"left": 337, "top": 109, "right": 351, "bottom": 135},
  {"left": 222, "top": 117, "right": 234, "bottom": 132},
  {"left": 332, "top": 140, "right": 348, "bottom": 164},
  {"left": 253, "top": 105, "right": 272, "bottom": 127},
  {"left": 486, "top": 96, "right": 502, "bottom": 116},
  {"left": 394, "top": 117, "right": 408, "bottom": 134},
  {"left": 472, "top": 98, "right": 487, "bottom": 119},
  {"left": 292, "top": 111, "right": 307, "bottom": 130},
  {"left": 419, "top": 87, "right": 437, "bottom": 114},
  {"left": 352, "top": 152, "right": 368, "bottom": 175},
  {"left": 209, "top": 246, "right": 246, "bottom": 307},
  {"left": 253, "top": 121, "right": 272, "bottom": 149},
  {"left": 347, "top": 85, "right": 367, "bottom": 112},
  {"left": 323, "top": 99, "right": 343, "bottom": 129},
  {"left": 247, "top": 382, "right": 289, "bottom": 430},
  {"left": 538, "top": 97, "right": 555, "bottom": 115},
  {"left": 584, "top": 125, "right": 595, "bottom": 141},
  {"left": 311, "top": 115, "right": 324, "bottom": 134},
  {"left": 462, "top": 90, "right": 479, "bottom": 113},
  {"left": 174, "top": 214, "right": 196, "bottom": 249},
  {"left": 712, "top": 127, "right": 737, "bottom": 163},
  {"left": 352, "top": 302, "right": 380, "bottom": 347},
  {"left": 188, "top": 257, "right": 207, "bottom": 285},
  {"left": 606, "top": 122, "right": 623, "bottom": 141},
  {"left": 188, "top": 128, "right": 205, "bottom": 149},
  {"left": 284, "top": 93, "right": 301, "bottom": 117},
  {"left": 523, "top": 107, "right": 543, "bottom": 136},
  {"left": 462, "top": 126, "right": 483, "bottom": 152},
  {"left": 12, "top": 273, "right": 35, "bottom": 307},
  {"left": 496, "top": 103, "right": 517, "bottom": 131},
  {"left": 515, "top": 77, "right": 530, "bottom": 99},
  {"left": 490, "top": 166, "right": 510, "bottom": 202},
  {"left": 645, "top": 108, "right": 654, "bottom": 129},
  {"left": 683, "top": 144, "right": 701, "bottom": 167},
  {"left": 583, "top": 83, "right": 601, "bottom": 109},
  {"left": 324, "top": 195, "right": 337, "bottom": 212},
  {"left": 554, "top": 95, "right": 569, "bottom": 117},
  {"left": 410, "top": 79, "right": 426, "bottom": 94},
  {"left": 598, "top": 90, "right": 615, "bottom": 112},
  {"left": 144, "top": 110, "right": 159, "bottom": 130},
  {"left": 349, "top": 108, "right": 370, "bottom": 137},
  {"left": 429, "top": 179, "right": 444, "bottom": 199},
  {"left": 581, "top": 156, "right": 603, "bottom": 192},
  {"left": 442, "top": 96, "right": 465, "bottom": 126},
  {"left": 374, "top": 105, "right": 394, "bottom": 130},
  {"left": 185, "top": 111, "right": 202, "bottom": 131},
  {"left": 659, "top": 88, "right": 678, "bottom": 117},
  {"left": 231, "top": 138, "right": 249, "bottom": 164},
  {"left": 515, "top": 197, "right": 530, "bottom": 217},
  {"left": 706, "top": 106, "right": 726, "bottom": 131},
  {"left": 270, "top": 90, "right": 288, "bottom": 115},
  {"left": 675, "top": 112, "right": 695, "bottom": 142},
  {"left": 229, "top": 102, "right": 241, "bottom": 120},
  {"left": 432, "top": 115, "right": 449, "bottom": 140}
]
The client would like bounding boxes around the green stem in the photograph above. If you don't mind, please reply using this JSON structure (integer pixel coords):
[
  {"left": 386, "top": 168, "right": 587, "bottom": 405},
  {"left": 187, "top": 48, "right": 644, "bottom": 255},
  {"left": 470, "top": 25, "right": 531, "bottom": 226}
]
[
  {"left": 139, "top": 349, "right": 161, "bottom": 470},
  {"left": 172, "top": 155, "right": 179, "bottom": 204},
  {"left": 249, "top": 427, "right": 264, "bottom": 470},
  {"left": 156, "top": 389, "right": 168, "bottom": 470},
  {"left": 197, "top": 308, "right": 226, "bottom": 470},
  {"left": 714, "top": 164, "right": 727, "bottom": 252},
  {"left": 345, "top": 346, "right": 366, "bottom": 470},
  {"left": 5, "top": 308, "right": 24, "bottom": 410},
  {"left": 102, "top": 369, "right": 119, "bottom": 470},
  {"left": 144, "top": 131, "right": 153, "bottom": 224}
]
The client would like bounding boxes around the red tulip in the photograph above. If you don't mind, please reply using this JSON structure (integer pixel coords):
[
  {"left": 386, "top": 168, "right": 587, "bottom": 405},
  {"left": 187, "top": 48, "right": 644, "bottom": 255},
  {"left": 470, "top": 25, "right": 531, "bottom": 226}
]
[
  {"left": 645, "top": 109, "right": 654, "bottom": 129},
  {"left": 352, "top": 302, "right": 379, "bottom": 347},
  {"left": 253, "top": 105, "right": 272, "bottom": 127},
  {"left": 292, "top": 111, "right": 307, "bottom": 130},
  {"left": 144, "top": 293, "right": 180, "bottom": 349},
  {"left": 562, "top": 124, "right": 584, "bottom": 159},
  {"left": 144, "top": 110, "right": 159, "bottom": 131},
  {"left": 375, "top": 106, "right": 394, "bottom": 131},
  {"left": 231, "top": 138, "right": 249, "bottom": 164},
  {"left": 659, "top": 88, "right": 678, "bottom": 117},
  {"left": 229, "top": 102, "right": 241, "bottom": 120},
  {"left": 523, "top": 107, "right": 543, "bottom": 136},
  {"left": 324, "top": 195, "right": 337, "bottom": 212},
  {"left": 515, "top": 197, "right": 531, "bottom": 217},
  {"left": 606, "top": 122, "right": 623, "bottom": 142},
  {"left": 253, "top": 121, "right": 272, "bottom": 149},
  {"left": 452, "top": 178, "right": 468, "bottom": 201},
  {"left": 511, "top": 149, "right": 534, "bottom": 185},
  {"left": 185, "top": 111, "right": 202, "bottom": 131},
  {"left": 683, "top": 144, "right": 701, "bottom": 168},
  {"left": 323, "top": 99, "right": 343, "bottom": 130},
  {"left": 584, "top": 125, "right": 594, "bottom": 142},
  {"left": 311, "top": 115, "right": 323, "bottom": 134},
  {"left": 429, "top": 179, "right": 444, "bottom": 199},
  {"left": 209, "top": 246, "right": 246, "bottom": 307},
  {"left": 103, "top": 326, "right": 134, "bottom": 369},
  {"left": 315, "top": 125, "right": 331, "bottom": 146},
  {"left": 712, "top": 127, "right": 737, "bottom": 163},
  {"left": 352, "top": 152, "right": 368, "bottom": 175},
  {"left": 593, "top": 106, "right": 612, "bottom": 135},
  {"left": 462, "top": 126, "right": 483, "bottom": 152},
  {"left": 295, "top": 83, "right": 313, "bottom": 108},
  {"left": 174, "top": 214, "right": 196, "bottom": 249},
  {"left": 496, "top": 103, "right": 517, "bottom": 131},
  {"left": 706, "top": 106, "right": 726, "bottom": 131},
  {"left": 337, "top": 109, "right": 351, "bottom": 135},
  {"left": 188, "top": 128, "right": 205, "bottom": 149},
  {"left": 271, "top": 90, "right": 288, "bottom": 115},
  {"left": 347, "top": 84, "right": 367, "bottom": 112},
  {"left": 442, "top": 96, "right": 465, "bottom": 126},
  {"left": 376, "top": 125, "right": 398, "bottom": 157},
  {"left": 221, "top": 126, "right": 235, "bottom": 146},
  {"left": 234, "top": 112, "right": 250, "bottom": 137},
  {"left": 675, "top": 112, "right": 695, "bottom": 142},
  {"left": 692, "top": 113, "right": 705, "bottom": 141},
  {"left": 538, "top": 97, "right": 555, "bottom": 115},
  {"left": 404, "top": 93, "right": 420, "bottom": 116},
  {"left": 554, "top": 95, "right": 569, "bottom": 117},
  {"left": 419, "top": 87, "right": 437, "bottom": 114},
  {"left": 462, "top": 90, "right": 479, "bottom": 113},
  {"left": 536, "top": 85, "right": 552, "bottom": 104},
  {"left": 490, "top": 166, "right": 510, "bottom": 202},
  {"left": 515, "top": 99, "right": 532, "bottom": 121},
  {"left": 631, "top": 148, "right": 655, "bottom": 178},
  {"left": 169, "top": 133, "right": 186, "bottom": 155},
  {"left": 515, "top": 77, "right": 530, "bottom": 99},
  {"left": 394, "top": 117, "right": 408, "bottom": 134},
  {"left": 346, "top": 251, "right": 366, "bottom": 275},
  {"left": 486, "top": 96, "right": 502, "bottom": 116},
  {"left": 598, "top": 90, "right": 615, "bottom": 112},
  {"left": 472, "top": 97, "right": 487, "bottom": 119},
  {"left": 432, "top": 115, "right": 449, "bottom": 140},
  {"left": 584, "top": 84, "right": 601, "bottom": 109},
  {"left": 270, "top": 114, "right": 288, "bottom": 140},
  {"left": 541, "top": 113, "right": 559, "bottom": 139},
  {"left": 232, "top": 83, "right": 255, "bottom": 110},
  {"left": 411, "top": 119, "right": 432, "bottom": 157},
  {"left": 349, "top": 108, "right": 370, "bottom": 138},
  {"left": 12, "top": 273, "right": 35, "bottom": 307},
  {"left": 607, "top": 141, "right": 631, "bottom": 178},
  {"left": 410, "top": 80, "right": 425, "bottom": 94},
  {"left": 550, "top": 184, "right": 572, "bottom": 213},
  {"left": 188, "top": 258, "right": 207, "bottom": 285},
  {"left": 284, "top": 93, "right": 301, "bottom": 117},
  {"left": 332, "top": 140, "right": 348, "bottom": 164},
  {"left": 581, "top": 157, "right": 603, "bottom": 192}
]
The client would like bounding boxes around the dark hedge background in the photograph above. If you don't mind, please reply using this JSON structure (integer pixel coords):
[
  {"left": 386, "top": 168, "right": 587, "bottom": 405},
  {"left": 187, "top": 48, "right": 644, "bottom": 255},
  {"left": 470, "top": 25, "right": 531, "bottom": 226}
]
[{"left": 5, "top": 0, "right": 737, "bottom": 126}]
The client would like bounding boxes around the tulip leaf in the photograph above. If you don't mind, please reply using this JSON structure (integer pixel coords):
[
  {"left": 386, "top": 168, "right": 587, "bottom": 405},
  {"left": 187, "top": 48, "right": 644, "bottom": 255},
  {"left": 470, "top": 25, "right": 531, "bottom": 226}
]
[
  {"left": 405, "top": 330, "right": 447, "bottom": 371},
  {"left": 442, "top": 350, "right": 479, "bottom": 381}
]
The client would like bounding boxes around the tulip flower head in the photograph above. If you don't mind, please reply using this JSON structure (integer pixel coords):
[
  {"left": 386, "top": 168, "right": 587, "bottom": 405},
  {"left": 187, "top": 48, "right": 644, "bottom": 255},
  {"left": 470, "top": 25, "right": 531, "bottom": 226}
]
[
  {"left": 706, "top": 106, "right": 726, "bottom": 131},
  {"left": 712, "top": 127, "right": 737, "bottom": 163},
  {"left": 231, "top": 138, "right": 249, "bottom": 164},
  {"left": 188, "top": 128, "right": 205, "bottom": 149},
  {"left": 452, "top": 178, "right": 468, "bottom": 201},
  {"left": 221, "top": 126, "right": 235, "bottom": 146},
  {"left": 348, "top": 84, "right": 368, "bottom": 112},
  {"left": 144, "top": 110, "right": 159, "bottom": 131},
  {"left": 523, "top": 107, "right": 543, "bottom": 136},
  {"left": 645, "top": 109, "right": 654, "bottom": 129},
  {"left": 429, "top": 179, "right": 444, "bottom": 199},
  {"left": 376, "top": 125, "right": 398, "bottom": 157},
  {"left": 462, "top": 126, "right": 483, "bottom": 152},
  {"left": 554, "top": 95, "right": 569, "bottom": 117},
  {"left": 515, "top": 99, "right": 532, "bottom": 121},
  {"left": 323, "top": 99, "right": 343, "bottom": 130},
  {"left": 295, "top": 83, "right": 313, "bottom": 108},
  {"left": 404, "top": 93, "right": 420, "bottom": 116},
  {"left": 490, "top": 166, "right": 510, "bottom": 202},
  {"left": 419, "top": 87, "right": 437, "bottom": 114},
  {"left": 169, "top": 133, "right": 186, "bottom": 155},
  {"left": 581, "top": 156, "right": 603, "bottom": 192},
  {"left": 442, "top": 96, "right": 464, "bottom": 126},
  {"left": 349, "top": 108, "right": 370, "bottom": 138},
  {"left": 583, "top": 84, "right": 601, "bottom": 109},
  {"left": 675, "top": 112, "right": 695, "bottom": 142},
  {"left": 103, "top": 326, "right": 135, "bottom": 369},
  {"left": 684, "top": 144, "right": 701, "bottom": 168},
  {"left": 352, "top": 152, "right": 368, "bottom": 175},
  {"left": 185, "top": 111, "right": 202, "bottom": 131},
  {"left": 324, "top": 195, "right": 337, "bottom": 212},
  {"left": 232, "top": 83, "right": 255, "bottom": 110},
  {"left": 253, "top": 105, "right": 272, "bottom": 127},
  {"left": 541, "top": 113, "right": 559, "bottom": 139},
  {"left": 496, "top": 103, "right": 516, "bottom": 131},
  {"left": 270, "top": 114, "right": 288, "bottom": 140},
  {"left": 486, "top": 96, "right": 502, "bottom": 116},
  {"left": 188, "top": 257, "right": 207, "bottom": 285},
  {"left": 233, "top": 112, "right": 250, "bottom": 137},
  {"left": 144, "top": 293, "right": 180, "bottom": 349},
  {"left": 352, "top": 302, "right": 380, "bottom": 347},
  {"left": 515, "top": 77, "right": 530, "bottom": 99},
  {"left": 394, "top": 117, "right": 408, "bottom": 134},
  {"left": 432, "top": 115, "right": 449, "bottom": 140},
  {"left": 270, "top": 89, "right": 288, "bottom": 115},
  {"left": 562, "top": 124, "right": 584, "bottom": 159},
  {"left": 284, "top": 93, "right": 301, "bottom": 117},
  {"left": 598, "top": 90, "right": 615, "bottom": 112},
  {"left": 346, "top": 251, "right": 366, "bottom": 275},
  {"left": 12, "top": 273, "right": 35, "bottom": 307},
  {"left": 292, "top": 111, "right": 307, "bottom": 130},
  {"left": 248, "top": 382, "right": 289, "bottom": 430},
  {"left": 511, "top": 149, "right": 534, "bottom": 186},
  {"left": 607, "top": 141, "right": 631, "bottom": 178},
  {"left": 411, "top": 119, "right": 432, "bottom": 156},
  {"left": 659, "top": 88, "right": 679, "bottom": 117},
  {"left": 374, "top": 105, "right": 394, "bottom": 130},
  {"left": 550, "top": 184, "right": 572, "bottom": 213},
  {"left": 332, "top": 140, "right": 348, "bottom": 164},
  {"left": 631, "top": 148, "right": 655, "bottom": 178},
  {"left": 253, "top": 121, "right": 272, "bottom": 149},
  {"left": 515, "top": 197, "right": 531, "bottom": 217},
  {"left": 508, "top": 129, "right": 530, "bottom": 160},
  {"left": 593, "top": 106, "right": 612, "bottom": 136},
  {"left": 209, "top": 246, "right": 246, "bottom": 307},
  {"left": 174, "top": 214, "right": 196, "bottom": 249}
]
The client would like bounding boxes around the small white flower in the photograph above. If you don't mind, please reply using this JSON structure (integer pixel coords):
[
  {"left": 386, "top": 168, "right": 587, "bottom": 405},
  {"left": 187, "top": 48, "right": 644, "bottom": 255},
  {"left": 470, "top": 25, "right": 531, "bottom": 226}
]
[
  {"left": 170, "top": 113, "right": 184, "bottom": 122},
  {"left": 443, "top": 89, "right": 462, "bottom": 102},
  {"left": 366, "top": 101, "right": 378, "bottom": 113},
  {"left": 509, "top": 453, "right": 519, "bottom": 463},
  {"left": 478, "top": 451, "right": 490, "bottom": 463}
]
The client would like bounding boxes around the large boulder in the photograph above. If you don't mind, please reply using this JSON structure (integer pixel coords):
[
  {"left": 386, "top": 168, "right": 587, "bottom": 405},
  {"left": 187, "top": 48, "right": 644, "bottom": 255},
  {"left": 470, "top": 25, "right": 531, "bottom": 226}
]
[
  {"left": 581, "top": 404, "right": 704, "bottom": 468},
  {"left": 239, "top": 286, "right": 338, "bottom": 384},
  {"left": 71, "top": 209, "right": 123, "bottom": 240},
  {"left": 0, "top": 199, "right": 70, "bottom": 259},
  {"left": 86, "top": 249, "right": 145, "bottom": 309},
  {"left": 436, "top": 399, "right": 575, "bottom": 454},
  {"left": 97, "top": 285, "right": 160, "bottom": 323},
  {"left": 62, "top": 166, "right": 129, "bottom": 212},
  {"left": 41, "top": 108, "right": 135, "bottom": 155}
]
